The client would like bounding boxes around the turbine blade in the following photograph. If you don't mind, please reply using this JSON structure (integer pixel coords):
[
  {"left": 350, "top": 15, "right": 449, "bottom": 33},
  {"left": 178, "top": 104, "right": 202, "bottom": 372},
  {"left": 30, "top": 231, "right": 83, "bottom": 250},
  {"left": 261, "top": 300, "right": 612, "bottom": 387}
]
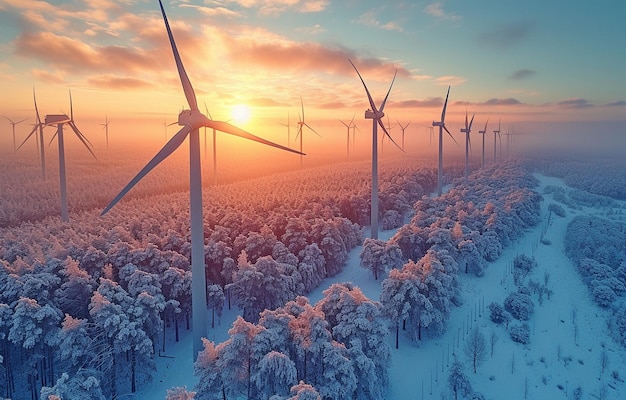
[
  {"left": 33, "top": 87, "right": 42, "bottom": 124},
  {"left": 349, "top": 113, "right": 355, "bottom": 126},
  {"left": 441, "top": 86, "right": 451, "bottom": 122},
  {"left": 300, "top": 97, "right": 305, "bottom": 121},
  {"left": 159, "top": 0, "right": 198, "bottom": 111},
  {"left": 469, "top": 113, "right": 475, "bottom": 131},
  {"left": 206, "top": 120, "right": 304, "bottom": 155},
  {"left": 69, "top": 89, "right": 73, "bottom": 121},
  {"left": 379, "top": 69, "right": 397, "bottom": 113},
  {"left": 483, "top": 118, "right": 489, "bottom": 134},
  {"left": 468, "top": 133, "right": 472, "bottom": 153},
  {"left": 464, "top": 109, "right": 468, "bottom": 130},
  {"left": 348, "top": 59, "right": 378, "bottom": 114},
  {"left": 101, "top": 125, "right": 192, "bottom": 215},
  {"left": 295, "top": 125, "right": 302, "bottom": 141},
  {"left": 16, "top": 125, "right": 40, "bottom": 151},
  {"left": 68, "top": 122, "right": 97, "bottom": 159},
  {"left": 444, "top": 125, "right": 459, "bottom": 146},
  {"left": 16, "top": 118, "right": 28, "bottom": 124},
  {"left": 378, "top": 119, "right": 403, "bottom": 152},
  {"left": 49, "top": 131, "right": 58, "bottom": 146},
  {"left": 304, "top": 122, "right": 321, "bottom": 137}
]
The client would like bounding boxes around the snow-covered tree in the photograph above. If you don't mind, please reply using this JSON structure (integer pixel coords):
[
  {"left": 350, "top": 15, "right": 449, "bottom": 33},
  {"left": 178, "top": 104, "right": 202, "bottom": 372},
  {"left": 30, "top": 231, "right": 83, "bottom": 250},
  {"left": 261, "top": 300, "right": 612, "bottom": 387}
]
[
  {"left": 504, "top": 292, "right": 534, "bottom": 321},
  {"left": 194, "top": 339, "right": 225, "bottom": 400},
  {"left": 40, "top": 371, "right": 106, "bottom": 400},
  {"left": 448, "top": 358, "right": 472, "bottom": 400},
  {"left": 288, "top": 381, "right": 321, "bottom": 400},
  {"left": 464, "top": 327, "right": 487, "bottom": 374},
  {"left": 253, "top": 351, "right": 297, "bottom": 398},
  {"left": 360, "top": 239, "right": 402, "bottom": 280}
]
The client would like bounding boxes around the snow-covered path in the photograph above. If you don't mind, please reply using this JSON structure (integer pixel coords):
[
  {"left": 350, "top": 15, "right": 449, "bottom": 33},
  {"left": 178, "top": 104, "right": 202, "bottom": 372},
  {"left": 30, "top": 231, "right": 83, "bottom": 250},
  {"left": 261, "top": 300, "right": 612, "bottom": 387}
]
[{"left": 136, "top": 173, "right": 626, "bottom": 400}]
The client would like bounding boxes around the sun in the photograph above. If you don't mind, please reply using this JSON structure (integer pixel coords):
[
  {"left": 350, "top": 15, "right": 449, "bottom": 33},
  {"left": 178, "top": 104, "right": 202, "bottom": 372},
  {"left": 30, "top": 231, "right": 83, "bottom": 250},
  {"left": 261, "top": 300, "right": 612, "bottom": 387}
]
[{"left": 231, "top": 104, "right": 251, "bottom": 125}]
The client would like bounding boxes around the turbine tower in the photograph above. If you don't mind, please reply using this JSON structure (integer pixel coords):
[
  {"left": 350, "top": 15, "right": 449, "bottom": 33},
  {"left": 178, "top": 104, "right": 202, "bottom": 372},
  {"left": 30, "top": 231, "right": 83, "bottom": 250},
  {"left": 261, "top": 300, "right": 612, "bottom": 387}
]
[
  {"left": 280, "top": 112, "right": 292, "bottom": 148},
  {"left": 3, "top": 116, "right": 27, "bottom": 151},
  {"left": 493, "top": 119, "right": 501, "bottom": 164},
  {"left": 101, "top": 0, "right": 302, "bottom": 360},
  {"left": 295, "top": 97, "right": 320, "bottom": 168},
  {"left": 459, "top": 110, "right": 475, "bottom": 178},
  {"left": 397, "top": 120, "right": 411, "bottom": 151},
  {"left": 478, "top": 118, "right": 489, "bottom": 169},
  {"left": 100, "top": 115, "right": 110, "bottom": 149},
  {"left": 46, "top": 90, "right": 97, "bottom": 222},
  {"left": 339, "top": 114, "right": 355, "bottom": 158},
  {"left": 17, "top": 88, "right": 47, "bottom": 179},
  {"left": 432, "top": 86, "right": 457, "bottom": 196},
  {"left": 349, "top": 58, "right": 401, "bottom": 239}
]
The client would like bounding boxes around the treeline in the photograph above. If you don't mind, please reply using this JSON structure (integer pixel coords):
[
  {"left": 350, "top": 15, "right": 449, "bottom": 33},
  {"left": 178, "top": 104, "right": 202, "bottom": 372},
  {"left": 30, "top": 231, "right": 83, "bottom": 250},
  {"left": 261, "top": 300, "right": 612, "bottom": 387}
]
[
  {"left": 564, "top": 215, "right": 626, "bottom": 347},
  {"left": 0, "top": 159, "right": 435, "bottom": 400}
]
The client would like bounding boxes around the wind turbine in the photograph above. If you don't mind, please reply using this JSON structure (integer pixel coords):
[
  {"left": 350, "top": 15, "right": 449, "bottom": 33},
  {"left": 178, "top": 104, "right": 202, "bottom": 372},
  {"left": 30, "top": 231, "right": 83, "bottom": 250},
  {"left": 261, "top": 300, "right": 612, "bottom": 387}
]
[
  {"left": 425, "top": 126, "right": 434, "bottom": 148},
  {"left": 280, "top": 112, "right": 292, "bottom": 148},
  {"left": 397, "top": 120, "right": 411, "bottom": 151},
  {"left": 381, "top": 116, "right": 394, "bottom": 156},
  {"left": 349, "top": 58, "right": 401, "bottom": 239},
  {"left": 432, "top": 86, "right": 458, "bottom": 196},
  {"left": 46, "top": 90, "right": 97, "bottom": 222},
  {"left": 478, "top": 118, "right": 489, "bottom": 169},
  {"left": 100, "top": 115, "right": 110, "bottom": 149},
  {"left": 101, "top": 0, "right": 302, "bottom": 360},
  {"left": 3, "top": 116, "right": 28, "bottom": 151},
  {"left": 492, "top": 119, "right": 501, "bottom": 164},
  {"left": 295, "top": 97, "right": 320, "bottom": 168},
  {"left": 339, "top": 114, "right": 355, "bottom": 158},
  {"left": 459, "top": 110, "right": 475, "bottom": 178},
  {"left": 17, "top": 88, "right": 47, "bottom": 179},
  {"left": 352, "top": 123, "right": 360, "bottom": 147}
]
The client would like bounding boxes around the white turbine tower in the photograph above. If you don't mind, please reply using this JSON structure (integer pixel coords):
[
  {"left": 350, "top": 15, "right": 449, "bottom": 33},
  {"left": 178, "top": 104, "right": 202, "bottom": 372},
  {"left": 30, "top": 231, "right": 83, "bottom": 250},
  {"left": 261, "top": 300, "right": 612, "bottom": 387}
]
[
  {"left": 397, "top": 120, "right": 411, "bottom": 151},
  {"left": 3, "top": 116, "right": 27, "bottom": 151},
  {"left": 478, "top": 118, "right": 489, "bottom": 169},
  {"left": 46, "top": 90, "right": 97, "bottom": 222},
  {"left": 339, "top": 114, "right": 355, "bottom": 158},
  {"left": 100, "top": 115, "right": 110, "bottom": 149},
  {"left": 493, "top": 119, "right": 501, "bottom": 164},
  {"left": 295, "top": 97, "right": 320, "bottom": 168},
  {"left": 349, "top": 58, "right": 401, "bottom": 239},
  {"left": 17, "top": 88, "right": 48, "bottom": 180},
  {"left": 459, "top": 110, "right": 475, "bottom": 178},
  {"left": 101, "top": 0, "right": 302, "bottom": 360},
  {"left": 432, "top": 86, "right": 457, "bottom": 196}
]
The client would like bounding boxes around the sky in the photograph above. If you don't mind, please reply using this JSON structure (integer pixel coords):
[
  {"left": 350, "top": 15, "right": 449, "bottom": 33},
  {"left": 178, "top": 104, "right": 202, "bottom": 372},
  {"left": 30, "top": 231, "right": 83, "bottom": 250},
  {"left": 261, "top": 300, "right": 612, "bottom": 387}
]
[{"left": 1, "top": 0, "right": 625, "bottom": 153}]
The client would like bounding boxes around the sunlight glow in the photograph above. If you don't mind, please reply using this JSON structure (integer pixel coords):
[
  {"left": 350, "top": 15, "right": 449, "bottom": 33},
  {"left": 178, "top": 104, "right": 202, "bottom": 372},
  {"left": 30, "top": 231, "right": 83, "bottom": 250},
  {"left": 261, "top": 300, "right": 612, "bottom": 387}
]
[{"left": 231, "top": 104, "right": 251, "bottom": 125}]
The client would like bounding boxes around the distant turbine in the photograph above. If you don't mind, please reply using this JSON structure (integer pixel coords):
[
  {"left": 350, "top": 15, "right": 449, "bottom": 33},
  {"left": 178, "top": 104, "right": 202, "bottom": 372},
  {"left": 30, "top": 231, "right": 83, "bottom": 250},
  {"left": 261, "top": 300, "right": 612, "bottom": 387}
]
[
  {"left": 100, "top": 115, "right": 110, "bottom": 149},
  {"left": 280, "top": 112, "right": 292, "bottom": 148},
  {"left": 381, "top": 116, "right": 394, "bottom": 156},
  {"left": 425, "top": 126, "right": 434, "bottom": 148},
  {"left": 478, "top": 118, "right": 489, "bottom": 169},
  {"left": 339, "top": 114, "right": 355, "bottom": 158},
  {"left": 46, "top": 90, "right": 97, "bottom": 222},
  {"left": 349, "top": 58, "right": 401, "bottom": 239},
  {"left": 432, "top": 86, "right": 458, "bottom": 196},
  {"left": 493, "top": 119, "right": 501, "bottom": 164},
  {"left": 17, "top": 88, "right": 47, "bottom": 179},
  {"left": 295, "top": 97, "right": 320, "bottom": 168},
  {"left": 459, "top": 110, "right": 475, "bottom": 178},
  {"left": 397, "top": 120, "right": 411, "bottom": 151},
  {"left": 3, "top": 116, "right": 28, "bottom": 151},
  {"left": 101, "top": 0, "right": 302, "bottom": 360},
  {"left": 352, "top": 123, "right": 359, "bottom": 147}
]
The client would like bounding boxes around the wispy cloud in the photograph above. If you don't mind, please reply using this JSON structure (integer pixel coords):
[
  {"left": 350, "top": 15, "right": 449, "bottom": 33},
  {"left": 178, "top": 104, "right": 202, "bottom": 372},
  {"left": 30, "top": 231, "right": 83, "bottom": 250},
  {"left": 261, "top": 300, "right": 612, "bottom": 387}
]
[
  {"left": 31, "top": 68, "right": 65, "bottom": 84},
  {"left": 509, "top": 69, "right": 536, "bottom": 80},
  {"left": 481, "top": 98, "right": 523, "bottom": 106},
  {"left": 434, "top": 75, "right": 466, "bottom": 86},
  {"left": 221, "top": 0, "right": 329, "bottom": 16},
  {"left": 355, "top": 11, "right": 405, "bottom": 32},
  {"left": 87, "top": 75, "right": 155, "bottom": 89},
  {"left": 393, "top": 98, "right": 445, "bottom": 108},
  {"left": 557, "top": 98, "right": 593, "bottom": 108},
  {"left": 423, "top": 2, "right": 462, "bottom": 21},
  {"left": 179, "top": 4, "right": 241, "bottom": 17},
  {"left": 296, "top": 24, "right": 327, "bottom": 35},
  {"left": 477, "top": 21, "right": 534, "bottom": 49},
  {"left": 604, "top": 100, "right": 626, "bottom": 107}
]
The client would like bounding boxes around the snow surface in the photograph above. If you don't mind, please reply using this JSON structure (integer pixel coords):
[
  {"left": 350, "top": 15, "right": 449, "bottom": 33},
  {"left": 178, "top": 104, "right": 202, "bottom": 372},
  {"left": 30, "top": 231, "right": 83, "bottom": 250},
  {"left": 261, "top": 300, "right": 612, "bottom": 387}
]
[{"left": 135, "top": 174, "right": 626, "bottom": 400}]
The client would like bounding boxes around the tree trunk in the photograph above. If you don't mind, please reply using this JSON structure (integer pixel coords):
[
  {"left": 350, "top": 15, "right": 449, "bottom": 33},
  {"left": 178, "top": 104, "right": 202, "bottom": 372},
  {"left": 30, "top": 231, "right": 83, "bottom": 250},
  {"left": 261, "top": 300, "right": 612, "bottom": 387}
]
[
  {"left": 395, "top": 321, "right": 399, "bottom": 349},
  {"left": 131, "top": 349, "right": 136, "bottom": 393}
]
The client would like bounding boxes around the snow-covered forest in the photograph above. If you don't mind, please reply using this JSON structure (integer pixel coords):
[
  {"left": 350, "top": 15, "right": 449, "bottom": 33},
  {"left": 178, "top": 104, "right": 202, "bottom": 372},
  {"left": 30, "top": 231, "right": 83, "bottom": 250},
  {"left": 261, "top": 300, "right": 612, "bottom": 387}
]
[{"left": 1, "top": 150, "right": 626, "bottom": 400}]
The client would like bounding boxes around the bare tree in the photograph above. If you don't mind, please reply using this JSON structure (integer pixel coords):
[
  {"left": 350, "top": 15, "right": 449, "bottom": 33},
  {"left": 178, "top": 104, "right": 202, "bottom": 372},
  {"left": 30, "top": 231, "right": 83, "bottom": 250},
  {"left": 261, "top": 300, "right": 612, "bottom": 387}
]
[{"left": 464, "top": 327, "right": 487, "bottom": 374}]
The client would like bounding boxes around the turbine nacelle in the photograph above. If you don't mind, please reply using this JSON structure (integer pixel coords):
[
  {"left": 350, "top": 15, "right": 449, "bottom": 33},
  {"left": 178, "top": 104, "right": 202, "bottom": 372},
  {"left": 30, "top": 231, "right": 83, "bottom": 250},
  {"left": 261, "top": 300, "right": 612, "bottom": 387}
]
[
  {"left": 432, "top": 121, "right": 444, "bottom": 127},
  {"left": 177, "top": 109, "right": 212, "bottom": 129},
  {"left": 460, "top": 128, "right": 470, "bottom": 133},
  {"left": 45, "top": 115, "right": 71, "bottom": 125},
  {"left": 365, "top": 109, "right": 384, "bottom": 120}
]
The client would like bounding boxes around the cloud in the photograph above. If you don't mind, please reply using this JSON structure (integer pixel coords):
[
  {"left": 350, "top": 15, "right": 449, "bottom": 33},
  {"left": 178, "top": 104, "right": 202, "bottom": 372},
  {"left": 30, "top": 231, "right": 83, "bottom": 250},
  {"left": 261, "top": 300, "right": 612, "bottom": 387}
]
[
  {"left": 179, "top": 4, "right": 241, "bottom": 18},
  {"left": 355, "top": 11, "right": 405, "bottom": 32},
  {"left": 481, "top": 98, "right": 523, "bottom": 106},
  {"left": 393, "top": 98, "right": 445, "bottom": 108},
  {"left": 222, "top": 0, "right": 328, "bottom": 15},
  {"left": 434, "top": 75, "right": 466, "bottom": 86},
  {"left": 296, "top": 24, "right": 327, "bottom": 35},
  {"left": 247, "top": 97, "right": 288, "bottom": 107},
  {"left": 86, "top": 75, "right": 155, "bottom": 89},
  {"left": 557, "top": 98, "right": 594, "bottom": 108},
  {"left": 477, "top": 21, "right": 534, "bottom": 49},
  {"left": 31, "top": 68, "right": 65, "bottom": 84},
  {"left": 423, "top": 2, "right": 462, "bottom": 21},
  {"left": 509, "top": 69, "right": 536, "bottom": 80},
  {"left": 604, "top": 100, "right": 626, "bottom": 107}
]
